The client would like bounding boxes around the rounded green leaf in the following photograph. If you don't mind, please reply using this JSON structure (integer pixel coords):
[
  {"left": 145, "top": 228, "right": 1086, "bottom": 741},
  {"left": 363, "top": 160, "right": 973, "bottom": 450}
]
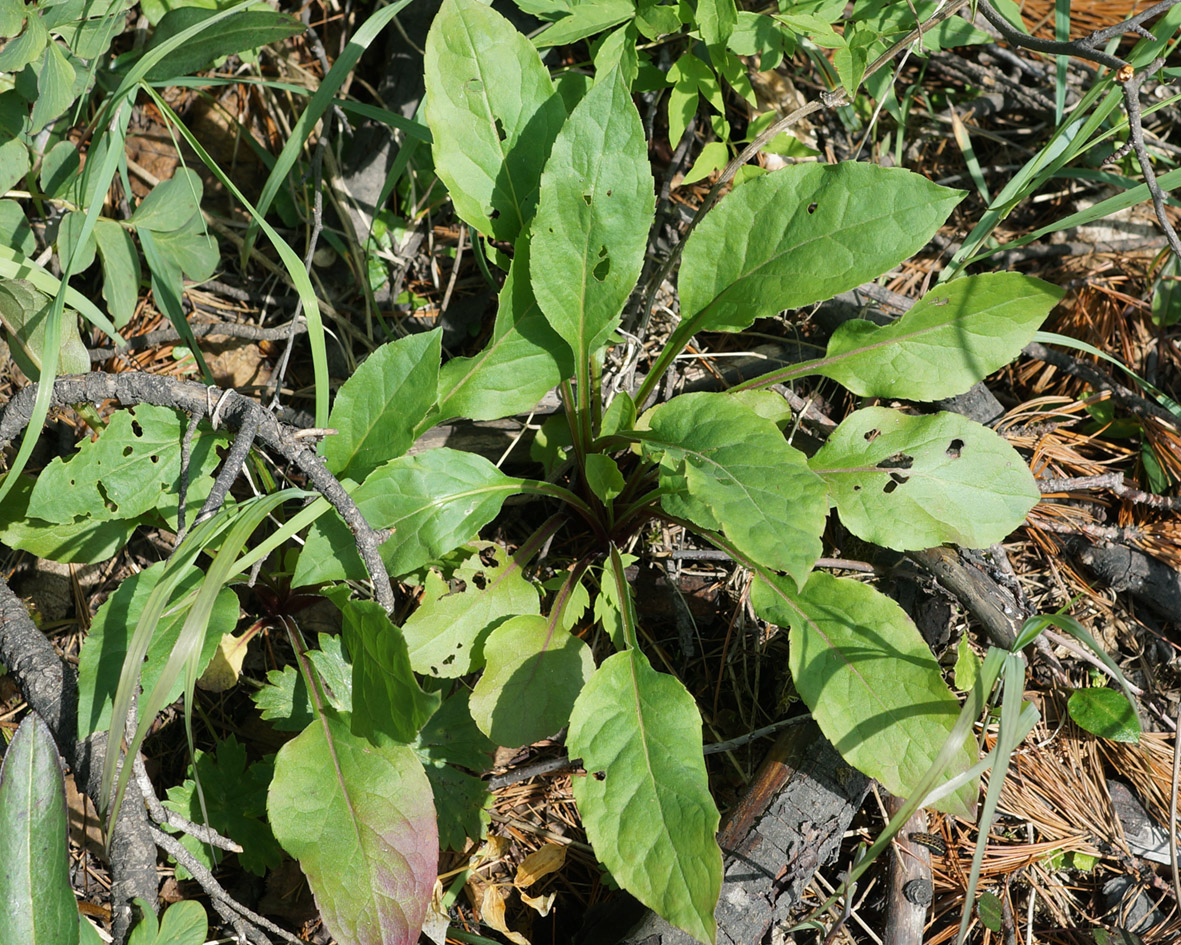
[
  {"left": 679, "top": 163, "right": 964, "bottom": 333},
  {"left": 567, "top": 650, "right": 722, "bottom": 943},
  {"left": 294, "top": 449, "right": 521, "bottom": 585},
  {"left": 817, "top": 273, "right": 1064, "bottom": 400},
  {"left": 641, "top": 391, "right": 827, "bottom": 585},
  {"left": 1067, "top": 688, "right": 1140, "bottom": 744},
  {"left": 531, "top": 66, "right": 654, "bottom": 363},
  {"left": 810, "top": 406, "right": 1039, "bottom": 551},
  {"left": 751, "top": 571, "right": 977, "bottom": 816},
  {"left": 268, "top": 712, "right": 438, "bottom": 945},
  {"left": 470, "top": 615, "right": 594, "bottom": 748},
  {"left": 424, "top": 0, "right": 566, "bottom": 241},
  {"left": 0, "top": 715, "right": 78, "bottom": 945}
]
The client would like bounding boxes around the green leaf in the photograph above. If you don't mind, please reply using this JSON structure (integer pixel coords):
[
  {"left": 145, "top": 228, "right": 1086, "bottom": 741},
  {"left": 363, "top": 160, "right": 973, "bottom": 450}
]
[
  {"left": 470, "top": 615, "right": 595, "bottom": 748},
  {"left": 251, "top": 633, "right": 351, "bottom": 731},
  {"left": 424, "top": 0, "right": 566, "bottom": 241},
  {"left": 29, "top": 41, "right": 75, "bottom": 135},
  {"left": 696, "top": 0, "right": 736, "bottom": 48},
  {"left": 130, "top": 168, "right": 203, "bottom": 232},
  {"left": 0, "top": 278, "right": 89, "bottom": 376},
  {"left": 268, "top": 711, "right": 438, "bottom": 945},
  {"left": 0, "top": 200, "right": 35, "bottom": 256},
  {"left": 810, "top": 273, "right": 1063, "bottom": 399},
  {"left": 0, "top": 715, "right": 79, "bottom": 945},
  {"left": 954, "top": 636, "right": 981, "bottom": 692},
  {"left": 639, "top": 391, "right": 827, "bottom": 586},
  {"left": 678, "top": 163, "right": 963, "bottom": 333},
  {"left": 1067, "top": 688, "right": 1140, "bottom": 744},
  {"left": 328, "top": 591, "right": 441, "bottom": 743},
  {"left": 145, "top": 214, "right": 218, "bottom": 283},
  {"left": 139, "top": 901, "right": 207, "bottom": 945},
  {"left": 977, "top": 890, "right": 1002, "bottom": 932},
  {"left": 295, "top": 449, "right": 521, "bottom": 585},
  {"left": 414, "top": 691, "right": 495, "bottom": 850},
  {"left": 435, "top": 242, "right": 572, "bottom": 424},
  {"left": 751, "top": 571, "right": 977, "bottom": 816},
  {"left": 58, "top": 210, "right": 96, "bottom": 272},
  {"left": 140, "top": 6, "right": 304, "bottom": 81},
  {"left": 162, "top": 736, "right": 282, "bottom": 878},
  {"left": 322, "top": 330, "right": 441, "bottom": 481},
  {"left": 531, "top": 66, "right": 654, "bottom": 365},
  {"left": 585, "top": 452, "right": 624, "bottom": 504},
  {"left": 402, "top": 544, "right": 539, "bottom": 677},
  {"left": 39, "top": 141, "right": 79, "bottom": 199},
  {"left": 0, "top": 473, "right": 138, "bottom": 564},
  {"left": 94, "top": 218, "right": 141, "bottom": 329},
  {"left": 0, "top": 139, "right": 30, "bottom": 196},
  {"left": 810, "top": 406, "right": 1039, "bottom": 551},
  {"left": 532, "top": 0, "right": 635, "bottom": 46},
  {"left": 0, "top": 6, "right": 46, "bottom": 73},
  {"left": 29, "top": 404, "right": 227, "bottom": 525},
  {"left": 568, "top": 650, "right": 722, "bottom": 943},
  {"left": 76, "top": 562, "right": 236, "bottom": 738}
]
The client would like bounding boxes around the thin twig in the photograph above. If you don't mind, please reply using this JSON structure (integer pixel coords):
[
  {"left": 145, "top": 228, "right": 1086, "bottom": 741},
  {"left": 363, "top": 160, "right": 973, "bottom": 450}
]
[{"left": 133, "top": 756, "right": 243, "bottom": 853}]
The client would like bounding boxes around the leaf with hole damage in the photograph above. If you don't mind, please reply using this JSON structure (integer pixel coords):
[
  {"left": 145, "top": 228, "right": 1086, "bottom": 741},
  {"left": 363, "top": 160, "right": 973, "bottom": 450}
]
[
  {"left": 531, "top": 66, "right": 654, "bottom": 364},
  {"left": 424, "top": 0, "right": 566, "bottom": 241},
  {"left": 568, "top": 650, "right": 721, "bottom": 943},
  {"left": 751, "top": 571, "right": 977, "bottom": 816},
  {"left": 401, "top": 544, "right": 539, "bottom": 678},
  {"left": 323, "top": 330, "right": 441, "bottom": 481},
  {"left": 678, "top": 163, "right": 963, "bottom": 334},
  {"left": 268, "top": 711, "right": 437, "bottom": 945},
  {"left": 638, "top": 392, "right": 827, "bottom": 585},
  {"left": 470, "top": 615, "right": 594, "bottom": 748},
  {"left": 809, "top": 273, "right": 1063, "bottom": 399},
  {"left": 809, "top": 406, "right": 1039, "bottom": 551},
  {"left": 294, "top": 449, "right": 522, "bottom": 586},
  {"left": 435, "top": 243, "right": 571, "bottom": 424},
  {"left": 28, "top": 404, "right": 227, "bottom": 524},
  {"left": 0, "top": 715, "right": 78, "bottom": 945}
]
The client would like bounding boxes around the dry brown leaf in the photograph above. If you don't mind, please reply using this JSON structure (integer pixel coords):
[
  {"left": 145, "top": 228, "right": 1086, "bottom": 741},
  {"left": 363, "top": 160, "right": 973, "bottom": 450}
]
[
  {"left": 519, "top": 890, "right": 555, "bottom": 917},
  {"left": 480, "top": 885, "right": 530, "bottom": 945},
  {"left": 513, "top": 842, "right": 566, "bottom": 888},
  {"left": 421, "top": 879, "right": 450, "bottom": 945}
]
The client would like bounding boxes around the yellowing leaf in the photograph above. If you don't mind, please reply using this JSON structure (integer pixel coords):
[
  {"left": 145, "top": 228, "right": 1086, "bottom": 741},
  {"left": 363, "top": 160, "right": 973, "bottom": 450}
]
[
  {"left": 519, "top": 890, "right": 555, "bottom": 917},
  {"left": 514, "top": 843, "right": 566, "bottom": 888},
  {"left": 480, "top": 885, "right": 530, "bottom": 945},
  {"left": 197, "top": 632, "right": 249, "bottom": 692}
]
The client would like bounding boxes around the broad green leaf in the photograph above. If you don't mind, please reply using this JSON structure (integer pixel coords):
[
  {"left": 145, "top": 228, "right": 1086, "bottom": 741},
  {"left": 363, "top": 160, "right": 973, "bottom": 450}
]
[
  {"left": 435, "top": 243, "right": 572, "bottom": 424},
  {"left": 145, "top": 214, "right": 218, "bottom": 282},
  {"left": 977, "top": 890, "right": 1003, "bottom": 932},
  {"left": 751, "top": 571, "right": 976, "bottom": 816},
  {"left": 0, "top": 201, "right": 34, "bottom": 256},
  {"left": 29, "top": 41, "right": 75, "bottom": 135},
  {"left": 94, "top": 218, "right": 141, "bottom": 328},
  {"left": 585, "top": 452, "right": 624, "bottom": 504},
  {"left": 696, "top": 0, "right": 737, "bottom": 47},
  {"left": 76, "top": 562, "right": 236, "bottom": 738},
  {"left": 29, "top": 405, "right": 227, "bottom": 525},
  {"left": 531, "top": 66, "right": 654, "bottom": 364},
  {"left": 162, "top": 736, "right": 281, "bottom": 878},
  {"left": 678, "top": 163, "right": 963, "bottom": 333},
  {"left": 810, "top": 406, "right": 1039, "bottom": 551},
  {"left": 0, "top": 278, "right": 89, "bottom": 376},
  {"left": 0, "top": 474, "right": 138, "bottom": 563},
  {"left": 127, "top": 901, "right": 207, "bottom": 945},
  {"left": 568, "top": 650, "right": 721, "bottom": 943},
  {"left": 807, "top": 273, "right": 1063, "bottom": 399},
  {"left": 1067, "top": 688, "right": 1140, "bottom": 744},
  {"left": 0, "top": 139, "right": 30, "bottom": 196},
  {"left": 469, "top": 615, "right": 594, "bottom": 748},
  {"left": 323, "top": 330, "right": 441, "bottom": 481},
  {"left": 0, "top": 715, "right": 78, "bottom": 945},
  {"left": 639, "top": 391, "right": 827, "bottom": 586},
  {"left": 532, "top": 0, "right": 635, "bottom": 46},
  {"left": 294, "top": 449, "right": 522, "bottom": 585},
  {"left": 328, "top": 591, "right": 441, "bottom": 743},
  {"left": 414, "top": 691, "right": 495, "bottom": 850},
  {"left": 402, "top": 544, "right": 539, "bottom": 677},
  {"left": 250, "top": 633, "right": 350, "bottom": 731},
  {"left": 130, "top": 168, "right": 202, "bottom": 233},
  {"left": 268, "top": 712, "right": 437, "bottom": 945},
  {"left": 424, "top": 0, "right": 566, "bottom": 241},
  {"left": 58, "top": 211, "right": 96, "bottom": 271},
  {"left": 140, "top": 6, "right": 304, "bottom": 81},
  {"left": 0, "top": 9, "right": 46, "bottom": 73}
]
